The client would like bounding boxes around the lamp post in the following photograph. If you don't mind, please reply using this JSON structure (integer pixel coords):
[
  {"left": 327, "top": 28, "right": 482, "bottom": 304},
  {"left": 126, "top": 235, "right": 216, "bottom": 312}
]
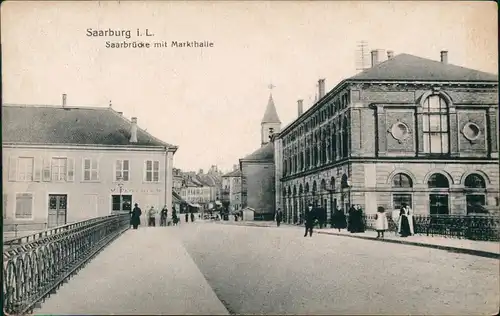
[{"left": 117, "top": 176, "right": 124, "bottom": 213}]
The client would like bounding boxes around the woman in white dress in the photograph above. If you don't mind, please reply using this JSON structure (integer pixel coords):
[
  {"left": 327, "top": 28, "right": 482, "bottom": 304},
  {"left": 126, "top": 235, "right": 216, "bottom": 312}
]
[{"left": 375, "top": 206, "right": 389, "bottom": 238}]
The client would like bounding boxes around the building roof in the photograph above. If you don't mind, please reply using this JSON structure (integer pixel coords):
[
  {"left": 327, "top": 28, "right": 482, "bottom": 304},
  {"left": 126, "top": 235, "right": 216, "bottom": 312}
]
[
  {"left": 2, "top": 105, "right": 177, "bottom": 148},
  {"left": 196, "top": 174, "right": 218, "bottom": 187},
  {"left": 349, "top": 53, "right": 498, "bottom": 82},
  {"left": 261, "top": 94, "right": 281, "bottom": 124},
  {"left": 241, "top": 142, "right": 274, "bottom": 161},
  {"left": 222, "top": 169, "right": 242, "bottom": 177},
  {"left": 173, "top": 191, "right": 186, "bottom": 204}
]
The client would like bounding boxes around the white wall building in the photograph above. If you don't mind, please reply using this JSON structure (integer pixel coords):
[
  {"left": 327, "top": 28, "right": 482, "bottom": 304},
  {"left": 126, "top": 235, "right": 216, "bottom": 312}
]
[{"left": 2, "top": 104, "right": 178, "bottom": 229}]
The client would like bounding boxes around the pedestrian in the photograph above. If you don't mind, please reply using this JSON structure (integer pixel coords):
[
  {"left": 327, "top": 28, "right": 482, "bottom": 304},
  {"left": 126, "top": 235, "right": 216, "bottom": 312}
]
[
  {"left": 130, "top": 203, "right": 142, "bottom": 229},
  {"left": 275, "top": 208, "right": 283, "bottom": 227},
  {"left": 190, "top": 210, "right": 195, "bottom": 222},
  {"left": 304, "top": 203, "right": 315, "bottom": 237},
  {"left": 331, "top": 206, "right": 347, "bottom": 232},
  {"left": 375, "top": 206, "right": 389, "bottom": 238},
  {"left": 398, "top": 203, "right": 414, "bottom": 237},
  {"left": 185, "top": 211, "right": 189, "bottom": 223},
  {"left": 347, "top": 205, "right": 356, "bottom": 233},
  {"left": 160, "top": 205, "right": 168, "bottom": 227},
  {"left": 356, "top": 205, "right": 366, "bottom": 233},
  {"left": 147, "top": 206, "right": 157, "bottom": 227},
  {"left": 172, "top": 207, "right": 179, "bottom": 226}
]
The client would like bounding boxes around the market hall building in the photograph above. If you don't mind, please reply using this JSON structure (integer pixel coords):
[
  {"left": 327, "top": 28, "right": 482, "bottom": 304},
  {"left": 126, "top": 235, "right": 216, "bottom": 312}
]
[{"left": 274, "top": 50, "right": 499, "bottom": 224}]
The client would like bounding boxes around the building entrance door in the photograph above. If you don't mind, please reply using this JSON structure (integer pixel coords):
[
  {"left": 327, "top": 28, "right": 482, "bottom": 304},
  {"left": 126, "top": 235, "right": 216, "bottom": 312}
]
[{"left": 48, "top": 194, "right": 67, "bottom": 228}]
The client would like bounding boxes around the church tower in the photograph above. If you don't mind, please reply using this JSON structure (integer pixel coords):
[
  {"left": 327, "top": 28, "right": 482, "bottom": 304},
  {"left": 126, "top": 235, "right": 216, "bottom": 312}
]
[{"left": 261, "top": 87, "right": 282, "bottom": 146}]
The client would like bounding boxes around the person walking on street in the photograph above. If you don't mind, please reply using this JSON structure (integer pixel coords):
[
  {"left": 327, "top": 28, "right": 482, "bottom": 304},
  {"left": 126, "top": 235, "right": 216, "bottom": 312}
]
[
  {"left": 304, "top": 203, "right": 315, "bottom": 237},
  {"left": 275, "top": 208, "right": 283, "bottom": 227},
  {"left": 172, "top": 207, "right": 179, "bottom": 226},
  {"left": 160, "top": 205, "right": 168, "bottom": 227},
  {"left": 190, "top": 210, "right": 195, "bottom": 222},
  {"left": 130, "top": 203, "right": 142, "bottom": 229},
  {"left": 185, "top": 211, "right": 189, "bottom": 223},
  {"left": 331, "top": 206, "right": 347, "bottom": 232},
  {"left": 375, "top": 206, "right": 389, "bottom": 238},
  {"left": 398, "top": 203, "right": 414, "bottom": 237},
  {"left": 148, "top": 206, "right": 157, "bottom": 227}
]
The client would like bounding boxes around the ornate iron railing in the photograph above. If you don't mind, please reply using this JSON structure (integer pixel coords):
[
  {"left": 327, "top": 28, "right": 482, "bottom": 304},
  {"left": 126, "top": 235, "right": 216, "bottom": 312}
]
[
  {"left": 362, "top": 214, "right": 500, "bottom": 241},
  {"left": 3, "top": 212, "right": 130, "bottom": 315}
]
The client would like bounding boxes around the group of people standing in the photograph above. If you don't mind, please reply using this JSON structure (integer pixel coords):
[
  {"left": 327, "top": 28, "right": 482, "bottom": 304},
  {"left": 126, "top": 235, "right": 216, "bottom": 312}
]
[
  {"left": 128, "top": 203, "right": 197, "bottom": 229},
  {"left": 274, "top": 202, "right": 415, "bottom": 239}
]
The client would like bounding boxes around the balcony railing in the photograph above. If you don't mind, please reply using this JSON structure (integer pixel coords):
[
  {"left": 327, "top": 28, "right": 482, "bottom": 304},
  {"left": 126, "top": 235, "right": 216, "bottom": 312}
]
[
  {"left": 3, "top": 212, "right": 130, "bottom": 315},
  {"left": 362, "top": 214, "right": 500, "bottom": 241}
]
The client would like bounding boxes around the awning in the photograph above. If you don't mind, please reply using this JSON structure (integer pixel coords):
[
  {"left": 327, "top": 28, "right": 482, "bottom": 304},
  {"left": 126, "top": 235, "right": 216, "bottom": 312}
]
[{"left": 173, "top": 191, "right": 186, "bottom": 204}]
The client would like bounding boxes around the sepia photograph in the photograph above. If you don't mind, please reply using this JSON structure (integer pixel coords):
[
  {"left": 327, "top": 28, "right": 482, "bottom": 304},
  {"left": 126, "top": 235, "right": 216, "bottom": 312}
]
[{"left": 1, "top": 0, "right": 499, "bottom": 315}]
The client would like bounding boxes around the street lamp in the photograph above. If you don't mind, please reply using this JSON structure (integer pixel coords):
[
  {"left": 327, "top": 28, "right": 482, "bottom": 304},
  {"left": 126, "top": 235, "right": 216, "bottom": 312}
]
[{"left": 117, "top": 175, "right": 124, "bottom": 213}]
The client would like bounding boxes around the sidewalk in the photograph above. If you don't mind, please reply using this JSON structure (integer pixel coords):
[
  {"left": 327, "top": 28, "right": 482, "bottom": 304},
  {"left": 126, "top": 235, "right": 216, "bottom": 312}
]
[
  {"left": 34, "top": 227, "right": 229, "bottom": 315},
  {"left": 217, "top": 220, "right": 499, "bottom": 259}
]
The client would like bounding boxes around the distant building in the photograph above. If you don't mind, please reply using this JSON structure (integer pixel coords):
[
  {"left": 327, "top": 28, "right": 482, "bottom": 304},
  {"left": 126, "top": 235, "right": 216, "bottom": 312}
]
[
  {"left": 221, "top": 164, "right": 243, "bottom": 212},
  {"left": 240, "top": 93, "right": 281, "bottom": 220},
  {"left": 179, "top": 167, "right": 222, "bottom": 211},
  {"left": 274, "top": 50, "right": 499, "bottom": 225},
  {"left": 2, "top": 102, "right": 178, "bottom": 229},
  {"left": 172, "top": 168, "right": 184, "bottom": 194}
]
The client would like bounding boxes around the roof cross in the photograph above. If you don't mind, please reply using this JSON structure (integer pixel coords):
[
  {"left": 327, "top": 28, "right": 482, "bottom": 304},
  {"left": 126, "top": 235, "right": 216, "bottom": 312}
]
[{"left": 268, "top": 83, "right": 276, "bottom": 91}]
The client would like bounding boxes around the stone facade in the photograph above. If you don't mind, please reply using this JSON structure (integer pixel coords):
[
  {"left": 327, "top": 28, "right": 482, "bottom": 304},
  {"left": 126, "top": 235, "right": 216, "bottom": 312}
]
[
  {"left": 240, "top": 160, "right": 276, "bottom": 220},
  {"left": 275, "top": 53, "right": 499, "bottom": 224}
]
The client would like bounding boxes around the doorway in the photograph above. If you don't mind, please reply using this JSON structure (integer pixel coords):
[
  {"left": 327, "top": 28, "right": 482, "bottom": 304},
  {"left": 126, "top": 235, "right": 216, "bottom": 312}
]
[
  {"left": 112, "top": 195, "right": 132, "bottom": 212},
  {"left": 48, "top": 194, "right": 67, "bottom": 228}
]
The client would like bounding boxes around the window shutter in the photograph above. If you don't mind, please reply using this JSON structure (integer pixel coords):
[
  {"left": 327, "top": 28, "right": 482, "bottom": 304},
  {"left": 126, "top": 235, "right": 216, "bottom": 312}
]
[
  {"left": 42, "top": 158, "right": 52, "bottom": 182},
  {"left": 33, "top": 157, "right": 42, "bottom": 182},
  {"left": 67, "top": 158, "right": 75, "bottom": 182},
  {"left": 8, "top": 156, "right": 17, "bottom": 181}
]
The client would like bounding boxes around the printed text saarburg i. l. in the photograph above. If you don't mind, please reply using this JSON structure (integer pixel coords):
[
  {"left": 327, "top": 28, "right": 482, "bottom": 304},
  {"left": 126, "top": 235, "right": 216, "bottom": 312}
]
[{"left": 86, "top": 28, "right": 216, "bottom": 49}]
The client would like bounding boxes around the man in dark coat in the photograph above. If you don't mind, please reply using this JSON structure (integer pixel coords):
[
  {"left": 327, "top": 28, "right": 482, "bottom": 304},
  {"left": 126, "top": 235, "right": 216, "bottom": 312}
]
[
  {"left": 190, "top": 210, "right": 195, "bottom": 222},
  {"left": 160, "top": 206, "right": 168, "bottom": 227},
  {"left": 185, "top": 211, "right": 189, "bottom": 223},
  {"left": 130, "top": 203, "right": 142, "bottom": 229},
  {"left": 332, "top": 206, "right": 347, "bottom": 231},
  {"left": 304, "top": 204, "right": 316, "bottom": 237},
  {"left": 172, "top": 207, "right": 179, "bottom": 225},
  {"left": 275, "top": 208, "right": 283, "bottom": 227}
]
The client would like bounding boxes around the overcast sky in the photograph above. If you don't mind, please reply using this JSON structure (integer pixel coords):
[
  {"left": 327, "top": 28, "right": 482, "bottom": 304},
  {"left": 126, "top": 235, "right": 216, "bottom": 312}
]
[{"left": 2, "top": 1, "right": 497, "bottom": 173}]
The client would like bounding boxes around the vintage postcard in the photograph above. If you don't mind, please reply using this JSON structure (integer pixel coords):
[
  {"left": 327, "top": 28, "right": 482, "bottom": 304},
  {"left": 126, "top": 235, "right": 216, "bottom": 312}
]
[{"left": 2, "top": 1, "right": 498, "bottom": 315}]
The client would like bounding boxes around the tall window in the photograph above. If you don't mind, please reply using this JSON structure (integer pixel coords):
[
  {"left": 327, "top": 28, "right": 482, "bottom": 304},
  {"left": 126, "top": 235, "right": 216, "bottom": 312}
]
[
  {"left": 17, "top": 157, "right": 34, "bottom": 181},
  {"left": 342, "top": 117, "right": 349, "bottom": 158},
  {"left": 15, "top": 193, "right": 33, "bottom": 219},
  {"left": 428, "top": 173, "right": 450, "bottom": 215},
  {"left": 392, "top": 173, "right": 413, "bottom": 210},
  {"left": 83, "top": 158, "right": 99, "bottom": 181},
  {"left": 464, "top": 173, "right": 487, "bottom": 214},
  {"left": 51, "top": 158, "right": 67, "bottom": 181},
  {"left": 422, "top": 95, "right": 449, "bottom": 154},
  {"left": 145, "top": 160, "right": 160, "bottom": 182},
  {"left": 115, "top": 160, "right": 130, "bottom": 181}
]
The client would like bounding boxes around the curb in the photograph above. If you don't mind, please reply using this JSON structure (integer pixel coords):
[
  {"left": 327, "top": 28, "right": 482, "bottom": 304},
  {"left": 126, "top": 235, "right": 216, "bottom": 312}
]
[{"left": 316, "top": 230, "right": 500, "bottom": 260}]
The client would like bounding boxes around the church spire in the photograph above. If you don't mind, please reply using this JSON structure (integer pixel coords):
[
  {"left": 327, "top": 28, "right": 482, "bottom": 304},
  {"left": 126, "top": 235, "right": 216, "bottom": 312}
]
[{"left": 261, "top": 84, "right": 281, "bottom": 124}]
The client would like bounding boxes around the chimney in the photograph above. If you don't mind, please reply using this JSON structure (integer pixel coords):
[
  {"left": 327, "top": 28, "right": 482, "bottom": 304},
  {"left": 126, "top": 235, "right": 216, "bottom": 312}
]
[
  {"left": 297, "top": 99, "right": 304, "bottom": 117},
  {"left": 318, "top": 79, "right": 325, "bottom": 99},
  {"left": 62, "top": 94, "right": 67, "bottom": 107},
  {"left": 118, "top": 111, "right": 123, "bottom": 115},
  {"left": 387, "top": 50, "right": 394, "bottom": 59},
  {"left": 130, "top": 117, "right": 138, "bottom": 143},
  {"left": 371, "top": 50, "right": 379, "bottom": 67},
  {"left": 440, "top": 50, "right": 448, "bottom": 64}
]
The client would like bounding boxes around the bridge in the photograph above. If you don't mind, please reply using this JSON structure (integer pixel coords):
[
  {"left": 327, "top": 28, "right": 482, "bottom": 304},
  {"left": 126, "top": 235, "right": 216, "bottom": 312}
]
[{"left": 3, "top": 214, "right": 500, "bottom": 315}]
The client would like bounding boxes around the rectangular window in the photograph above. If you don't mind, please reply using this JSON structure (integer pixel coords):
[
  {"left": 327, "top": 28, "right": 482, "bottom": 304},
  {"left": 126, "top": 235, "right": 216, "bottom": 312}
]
[
  {"left": 83, "top": 158, "right": 99, "bottom": 181},
  {"left": 17, "top": 157, "right": 34, "bottom": 181},
  {"left": 115, "top": 160, "right": 130, "bottom": 181},
  {"left": 466, "top": 194, "right": 486, "bottom": 214},
  {"left": 392, "top": 194, "right": 412, "bottom": 210},
  {"left": 111, "top": 195, "right": 132, "bottom": 211},
  {"left": 15, "top": 193, "right": 33, "bottom": 219},
  {"left": 51, "top": 158, "right": 67, "bottom": 181},
  {"left": 145, "top": 160, "right": 160, "bottom": 182}
]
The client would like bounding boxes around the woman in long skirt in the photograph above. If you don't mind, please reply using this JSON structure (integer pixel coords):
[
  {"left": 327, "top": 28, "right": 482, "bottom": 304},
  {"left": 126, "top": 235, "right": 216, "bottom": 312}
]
[{"left": 398, "top": 204, "right": 413, "bottom": 237}]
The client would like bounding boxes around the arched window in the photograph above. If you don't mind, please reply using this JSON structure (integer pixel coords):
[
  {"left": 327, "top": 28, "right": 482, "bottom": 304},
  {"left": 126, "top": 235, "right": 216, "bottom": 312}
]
[
  {"left": 428, "top": 173, "right": 450, "bottom": 215},
  {"left": 464, "top": 173, "right": 487, "bottom": 214},
  {"left": 331, "top": 125, "right": 337, "bottom": 162},
  {"left": 391, "top": 173, "right": 413, "bottom": 211},
  {"left": 422, "top": 95, "right": 449, "bottom": 154}
]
